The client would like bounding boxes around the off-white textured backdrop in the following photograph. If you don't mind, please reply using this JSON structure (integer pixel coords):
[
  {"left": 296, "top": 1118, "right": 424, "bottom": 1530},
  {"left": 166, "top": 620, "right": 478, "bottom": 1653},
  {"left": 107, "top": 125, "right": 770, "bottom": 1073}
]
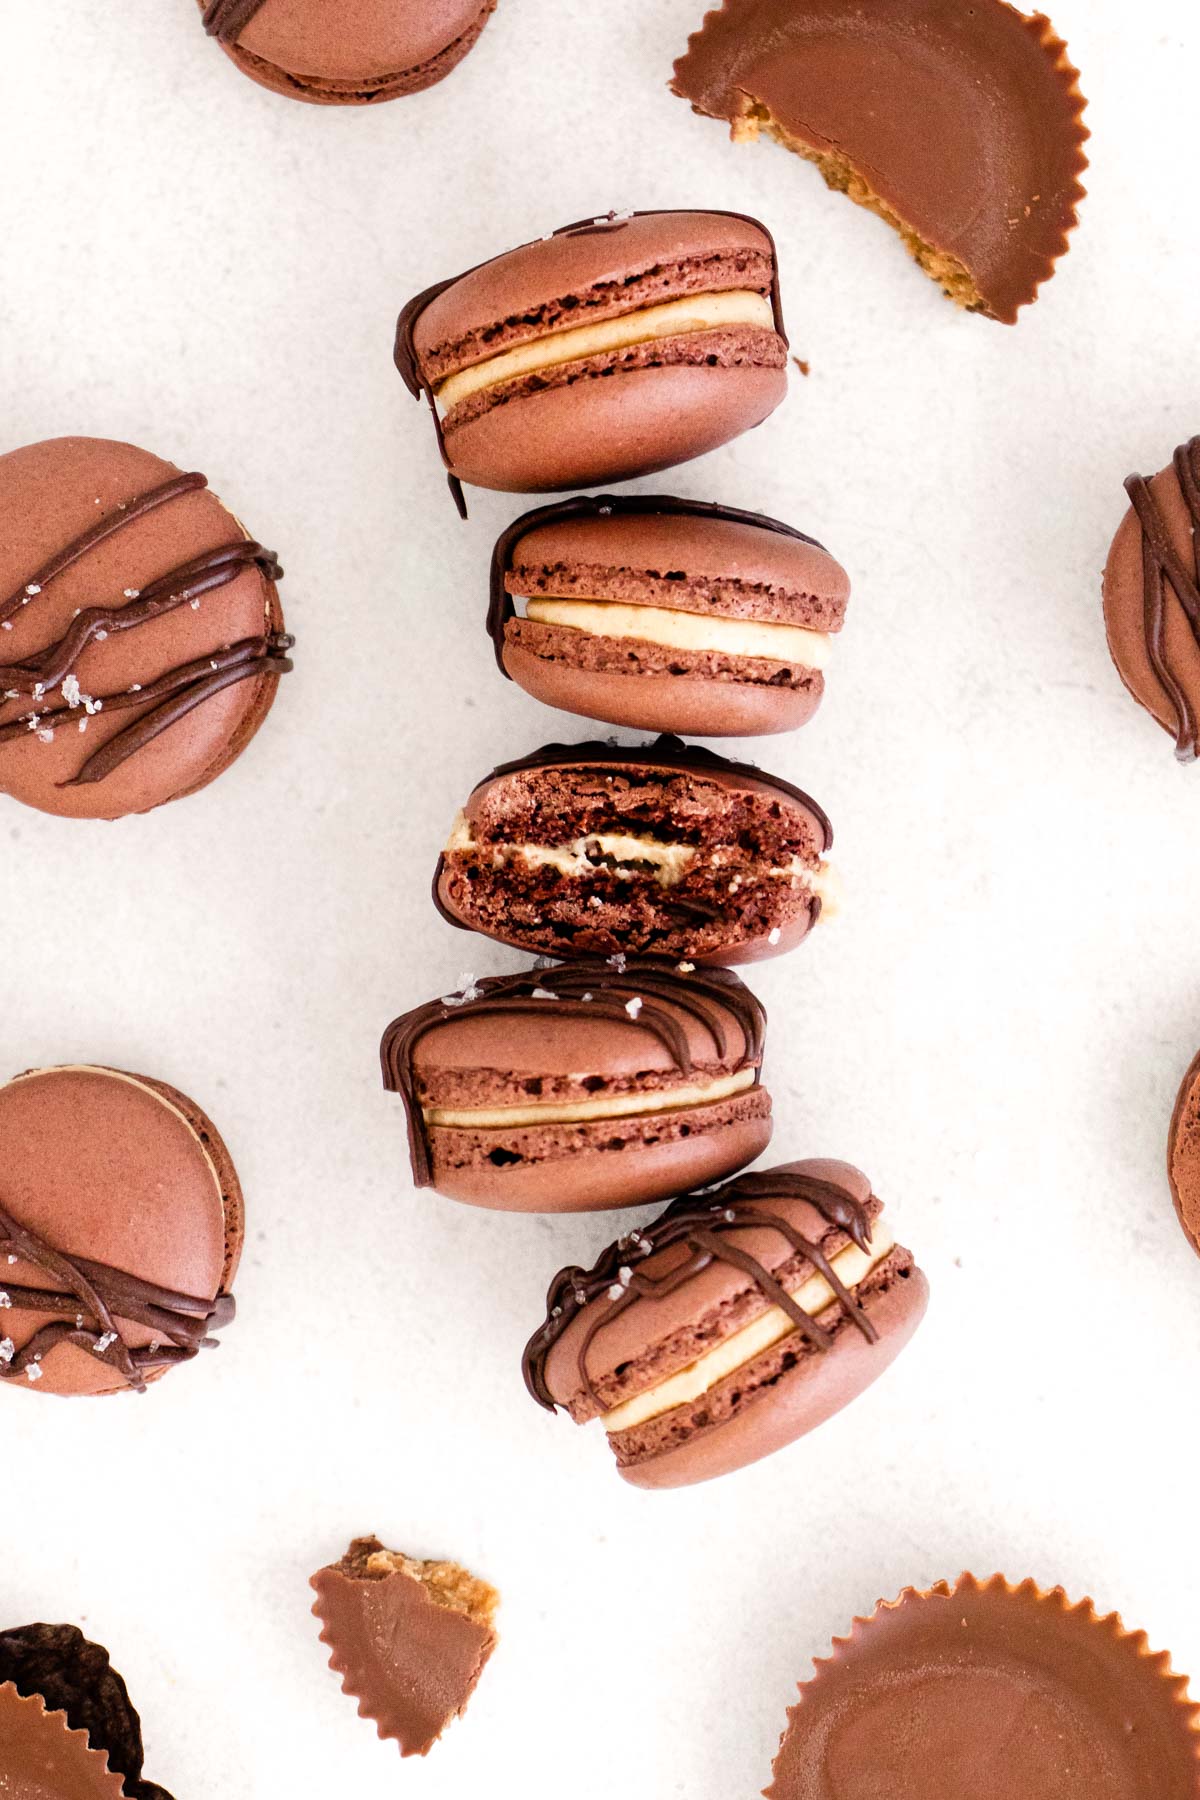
[{"left": 2, "top": 3, "right": 1198, "bottom": 1795}]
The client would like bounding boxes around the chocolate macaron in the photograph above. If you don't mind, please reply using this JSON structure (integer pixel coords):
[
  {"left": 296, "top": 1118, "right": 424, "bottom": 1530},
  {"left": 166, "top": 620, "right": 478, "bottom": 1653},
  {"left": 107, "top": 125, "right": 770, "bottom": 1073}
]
[
  {"left": 435, "top": 735, "right": 835, "bottom": 965},
  {"left": 1103, "top": 436, "right": 1200, "bottom": 761},
  {"left": 381, "top": 960, "right": 771, "bottom": 1212},
  {"left": 1168, "top": 1046, "right": 1200, "bottom": 1259},
  {"left": 0, "top": 1065, "right": 242, "bottom": 1396},
  {"left": 523, "top": 1161, "right": 928, "bottom": 1488},
  {"left": 490, "top": 495, "right": 849, "bottom": 737},
  {"left": 0, "top": 437, "right": 292, "bottom": 821},
  {"left": 395, "top": 210, "right": 789, "bottom": 508},
  {"left": 200, "top": 0, "right": 497, "bottom": 106}
]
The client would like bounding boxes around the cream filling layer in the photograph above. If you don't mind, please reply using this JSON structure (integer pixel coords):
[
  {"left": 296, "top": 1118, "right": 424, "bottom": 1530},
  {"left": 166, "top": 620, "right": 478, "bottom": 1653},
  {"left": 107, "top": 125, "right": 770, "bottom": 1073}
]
[
  {"left": 424, "top": 1065, "right": 756, "bottom": 1129},
  {"left": 600, "top": 1227, "right": 896, "bottom": 1434},
  {"left": 435, "top": 291, "right": 776, "bottom": 411},
  {"left": 524, "top": 598, "right": 833, "bottom": 670}
]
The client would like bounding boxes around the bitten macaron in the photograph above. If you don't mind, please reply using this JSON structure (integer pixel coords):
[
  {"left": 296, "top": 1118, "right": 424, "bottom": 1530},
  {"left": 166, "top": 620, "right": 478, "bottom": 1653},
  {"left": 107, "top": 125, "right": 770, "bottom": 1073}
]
[
  {"left": 0, "top": 1065, "right": 242, "bottom": 1396},
  {"left": 199, "top": 0, "right": 497, "bottom": 105},
  {"left": 523, "top": 1160, "right": 928, "bottom": 1488},
  {"left": 381, "top": 959, "right": 771, "bottom": 1212},
  {"left": 435, "top": 734, "right": 836, "bottom": 965},
  {"left": 395, "top": 209, "right": 789, "bottom": 505},
  {"left": 0, "top": 436, "right": 293, "bottom": 820},
  {"left": 490, "top": 495, "right": 849, "bottom": 737}
]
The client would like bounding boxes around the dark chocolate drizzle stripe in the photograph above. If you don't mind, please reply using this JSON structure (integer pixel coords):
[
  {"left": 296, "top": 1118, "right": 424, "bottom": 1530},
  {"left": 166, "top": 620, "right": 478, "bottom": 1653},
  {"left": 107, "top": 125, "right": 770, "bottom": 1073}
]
[
  {"left": 202, "top": 0, "right": 270, "bottom": 41},
  {"left": 393, "top": 210, "right": 788, "bottom": 520},
  {"left": 0, "top": 1200, "right": 233, "bottom": 1393},
  {"left": 381, "top": 958, "right": 766, "bottom": 1186},
  {"left": 487, "top": 493, "right": 826, "bottom": 673},
  {"left": 1124, "top": 437, "right": 1200, "bottom": 762},
  {"left": 522, "top": 1170, "right": 878, "bottom": 1413},
  {"left": 0, "top": 471, "right": 290, "bottom": 786}
]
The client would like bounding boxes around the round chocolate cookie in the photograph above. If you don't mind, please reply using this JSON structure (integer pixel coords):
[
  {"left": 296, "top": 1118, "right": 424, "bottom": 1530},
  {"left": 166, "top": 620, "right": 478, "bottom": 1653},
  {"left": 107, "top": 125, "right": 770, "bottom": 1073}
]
[
  {"left": 1103, "top": 436, "right": 1200, "bottom": 760},
  {"left": 381, "top": 960, "right": 771, "bottom": 1212},
  {"left": 0, "top": 1065, "right": 242, "bottom": 1397},
  {"left": 199, "top": 0, "right": 497, "bottom": 105},
  {"left": 491, "top": 496, "right": 849, "bottom": 737},
  {"left": 0, "top": 437, "right": 292, "bottom": 820},
  {"left": 1168, "top": 1046, "right": 1200, "bottom": 1259},
  {"left": 435, "top": 735, "right": 836, "bottom": 966},
  {"left": 523, "top": 1160, "right": 928, "bottom": 1488},
  {"left": 396, "top": 210, "right": 789, "bottom": 508}
]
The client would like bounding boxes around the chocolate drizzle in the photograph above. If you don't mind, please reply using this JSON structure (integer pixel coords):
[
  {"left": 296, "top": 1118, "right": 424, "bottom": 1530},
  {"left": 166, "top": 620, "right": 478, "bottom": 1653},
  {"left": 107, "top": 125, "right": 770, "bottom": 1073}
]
[
  {"left": 0, "top": 1199, "right": 233, "bottom": 1393},
  {"left": 202, "top": 0, "right": 270, "bottom": 42},
  {"left": 522, "top": 1168, "right": 878, "bottom": 1413},
  {"left": 0, "top": 469, "right": 292, "bottom": 788},
  {"left": 381, "top": 958, "right": 766, "bottom": 1186},
  {"left": 487, "top": 493, "right": 825, "bottom": 673},
  {"left": 393, "top": 209, "right": 787, "bottom": 519},
  {"left": 1124, "top": 437, "right": 1200, "bottom": 762}
]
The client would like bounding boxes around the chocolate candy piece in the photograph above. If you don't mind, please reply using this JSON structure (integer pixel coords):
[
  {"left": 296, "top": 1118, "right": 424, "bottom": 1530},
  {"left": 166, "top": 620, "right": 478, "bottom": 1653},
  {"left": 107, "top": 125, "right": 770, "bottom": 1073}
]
[
  {"left": 311, "top": 1537, "right": 498, "bottom": 1758},
  {"left": 491, "top": 495, "right": 849, "bottom": 737},
  {"left": 381, "top": 958, "right": 771, "bottom": 1212},
  {"left": 396, "top": 210, "right": 789, "bottom": 509},
  {"left": 767, "top": 1574, "right": 1200, "bottom": 1798},
  {"left": 524, "top": 1159, "right": 928, "bottom": 1489},
  {"left": 0, "top": 1622, "right": 175, "bottom": 1799},
  {"left": 199, "top": 0, "right": 497, "bottom": 106},
  {"left": 0, "top": 437, "right": 292, "bottom": 821},
  {"left": 1103, "top": 437, "right": 1200, "bottom": 760},
  {"left": 434, "top": 734, "right": 835, "bottom": 966},
  {"left": 672, "top": 0, "right": 1088, "bottom": 323},
  {"left": 1168, "top": 1046, "right": 1200, "bottom": 1258},
  {"left": 0, "top": 1065, "right": 242, "bottom": 1397}
]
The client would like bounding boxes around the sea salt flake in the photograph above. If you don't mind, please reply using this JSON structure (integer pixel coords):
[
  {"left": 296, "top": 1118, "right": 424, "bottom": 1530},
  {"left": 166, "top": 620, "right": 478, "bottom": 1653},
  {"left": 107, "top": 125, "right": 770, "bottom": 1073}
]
[
  {"left": 0, "top": 1339, "right": 13, "bottom": 1365},
  {"left": 75, "top": 1315, "right": 84, "bottom": 1330},
  {"left": 128, "top": 683, "right": 142, "bottom": 693},
  {"left": 768, "top": 927, "right": 782, "bottom": 945},
  {"left": 608, "top": 952, "right": 627, "bottom": 972},
  {"left": 123, "top": 588, "right": 140, "bottom": 599},
  {"left": 190, "top": 599, "right": 201, "bottom": 611},
  {"left": 6, "top": 1255, "right": 15, "bottom": 1265},
  {"left": 61, "top": 674, "right": 81, "bottom": 708},
  {"left": 724, "top": 1209, "right": 737, "bottom": 1223},
  {"left": 531, "top": 988, "right": 557, "bottom": 1001},
  {"left": 588, "top": 895, "right": 603, "bottom": 908},
  {"left": 78, "top": 718, "right": 88, "bottom": 733},
  {"left": 94, "top": 1331, "right": 118, "bottom": 1355},
  {"left": 0, "top": 622, "right": 10, "bottom": 632},
  {"left": 625, "top": 996, "right": 643, "bottom": 1019},
  {"left": 0, "top": 1292, "right": 10, "bottom": 1308},
  {"left": 676, "top": 961, "right": 695, "bottom": 973},
  {"left": 36, "top": 728, "right": 54, "bottom": 743},
  {"left": 94, "top": 629, "right": 108, "bottom": 641},
  {"left": 24, "top": 583, "right": 41, "bottom": 596},
  {"left": 25, "top": 1360, "right": 42, "bottom": 1382}
]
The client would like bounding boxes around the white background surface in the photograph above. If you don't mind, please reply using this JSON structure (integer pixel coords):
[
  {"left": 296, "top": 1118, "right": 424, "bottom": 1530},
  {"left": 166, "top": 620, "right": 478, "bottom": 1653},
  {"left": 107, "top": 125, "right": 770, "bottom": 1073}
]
[{"left": 2, "top": 1, "right": 1199, "bottom": 1794}]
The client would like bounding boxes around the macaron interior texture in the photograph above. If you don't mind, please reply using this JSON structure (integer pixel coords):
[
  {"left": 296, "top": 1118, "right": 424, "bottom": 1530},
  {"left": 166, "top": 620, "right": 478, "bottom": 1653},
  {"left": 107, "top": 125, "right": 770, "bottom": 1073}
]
[
  {"left": 494, "top": 497, "right": 849, "bottom": 737},
  {"left": 381, "top": 961, "right": 772, "bottom": 1212},
  {"left": 435, "top": 737, "right": 835, "bottom": 966},
  {"left": 398, "top": 211, "right": 789, "bottom": 494},
  {"left": 525, "top": 1160, "right": 928, "bottom": 1488}
]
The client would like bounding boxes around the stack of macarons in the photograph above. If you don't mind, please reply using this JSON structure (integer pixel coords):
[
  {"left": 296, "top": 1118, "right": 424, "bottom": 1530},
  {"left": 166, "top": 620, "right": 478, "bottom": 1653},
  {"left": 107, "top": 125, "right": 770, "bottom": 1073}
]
[{"left": 382, "top": 204, "right": 929, "bottom": 1489}]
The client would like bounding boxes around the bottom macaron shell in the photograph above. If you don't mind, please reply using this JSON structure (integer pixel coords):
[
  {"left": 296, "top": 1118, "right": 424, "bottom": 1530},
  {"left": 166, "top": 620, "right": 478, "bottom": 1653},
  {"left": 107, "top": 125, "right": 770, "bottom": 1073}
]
[
  {"left": 501, "top": 636, "right": 824, "bottom": 738},
  {"left": 443, "top": 362, "right": 788, "bottom": 494},
  {"left": 216, "top": 0, "right": 496, "bottom": 104},
  {"left": 429, "top": 1098, "right": 772, "bottom": 1212},
  {"left": 1168, "top": 1047, "right": 1200, "bottom": 1258},
  {"left": 617, "top": 1258, "right": 929, "bottom": 1490}
]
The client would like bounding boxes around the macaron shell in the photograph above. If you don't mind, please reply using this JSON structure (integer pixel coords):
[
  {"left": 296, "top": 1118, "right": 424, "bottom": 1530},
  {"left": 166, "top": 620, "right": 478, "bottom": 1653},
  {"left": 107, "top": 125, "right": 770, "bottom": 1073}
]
[
  {"left": 442, "top": 362, "right": 788, "bottom": 494},
  {"left": 219, "top": 0, "right": 495, "bottom": 102},
  {"left": 413, "top": 996, "right": 750, "bottom": 1083},
  {"left": 234, "top": 0, "right": 489, "bottom": 76},
  {"left": 427, "top": 1102, "right": 773, "bottom": 1213},
  {"left": 1103, "top": 458, "right": 1200, "bottom": 745},
  {"left": 1167, "top": 1047, "right": 1200, "bottom": 1258},
  {"left": 0, "top": 1065, "right": 240, "bottom": 1396},
  {"left": 502, "top": 637, "right": 824, "bottom": 737},
  {"left": 617, "top": 1260, "right": 929, "bottom": 1489},
  {"left": 0, "top": 437, "right": 284, "bottom": 821}
]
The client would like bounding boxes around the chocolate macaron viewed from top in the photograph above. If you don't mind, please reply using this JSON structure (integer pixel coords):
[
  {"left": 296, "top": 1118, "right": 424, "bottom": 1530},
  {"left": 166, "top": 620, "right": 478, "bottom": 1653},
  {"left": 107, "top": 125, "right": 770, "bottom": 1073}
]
[
  {"left": 395, "top": 210, "right": 789, "bottom": 505},
  {"left": 0, "top": 437, "right": 293, "bottom": 821},
  {"left": 672, "top": 0, "right": 1088, "bottom": 323},
  {"left": 0, "top": 1065, "right": 241, "bottom": 1396},
  {"left": 435, "top": 735, "right": 836, "bottom": 965},
  {"left": 381, "top": 959, "right": 771, "bottom": 1212},
  {"left": 491, "top": 495, "right": 849, "bottom": 737},
  {"left": 199, "top": 0, "right": 497, "bottom": 106},
  {"left": 523, "top": 1160, "right": 928, "bottom": 1489},
  {"left": 1103, "top": 436, "right": 1200, "bottom": 761},
  {"left": 1168, "top": 1046, "right": 1200, "bottom": 1260},
  {"left": 766, "top": 1574, "right": 1200, "bottom": 1799}
]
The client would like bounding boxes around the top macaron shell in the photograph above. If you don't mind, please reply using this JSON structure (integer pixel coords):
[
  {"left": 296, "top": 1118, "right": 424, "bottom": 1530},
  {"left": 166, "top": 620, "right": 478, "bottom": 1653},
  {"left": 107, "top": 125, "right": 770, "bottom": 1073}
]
[
  {"left": 0, "top": 437, "right": 287, "bottom": 821},
  {"left": 203, "top": 0, "right": 497, "bottom": 104},
  {"left": 495, "top": 498, "right": 850, "bottom": 737},
  {"left": 399, "top": 211, "right": 789, "bottom": 496}
]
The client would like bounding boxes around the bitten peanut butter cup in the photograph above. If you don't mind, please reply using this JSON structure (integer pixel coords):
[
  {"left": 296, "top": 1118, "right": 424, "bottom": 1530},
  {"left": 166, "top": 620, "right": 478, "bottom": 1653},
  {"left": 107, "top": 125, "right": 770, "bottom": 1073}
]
[
  {"left": 766, "top": 1574, "right": 1200, "bottom": 1799},
  {"left": 672, "top": 0, "right": 1088, "bottom": 323}
]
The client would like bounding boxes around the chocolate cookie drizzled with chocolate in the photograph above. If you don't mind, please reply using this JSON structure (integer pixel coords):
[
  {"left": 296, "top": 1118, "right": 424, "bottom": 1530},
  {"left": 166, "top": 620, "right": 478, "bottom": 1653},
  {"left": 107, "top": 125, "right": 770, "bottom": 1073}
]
[
  {"left": 522, "top": 1168, "right": 877, "bottom": 1411},
  {"left": 1124, "top": 437, "right": 1200, "bottom": 761},
  {"left": 201, "top": 0, "right": 270, "bottom": 41},
  {"left": 382, "top": 958, "right": 766, "bottom": 1185},
  {"left": 0, "top": 1200, "right": 233, "bottom": 1393},
  {"left": 0, "top": 470, "right": 293, "bottom": 787}
]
